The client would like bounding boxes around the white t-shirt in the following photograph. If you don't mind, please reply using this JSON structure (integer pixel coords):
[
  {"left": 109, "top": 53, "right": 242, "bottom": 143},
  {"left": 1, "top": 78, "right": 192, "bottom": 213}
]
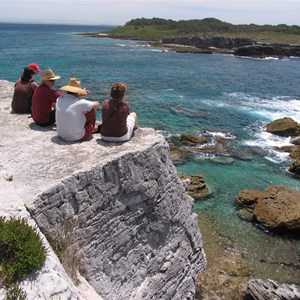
[{"left": 56, "top": 94, "right": 94, "bottom": 141}]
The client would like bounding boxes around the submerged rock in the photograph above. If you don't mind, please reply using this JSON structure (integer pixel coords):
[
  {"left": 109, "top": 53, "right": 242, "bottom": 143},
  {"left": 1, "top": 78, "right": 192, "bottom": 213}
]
[
  {"left": 169, "top": 145, "right": 185, "bottom": 164},
  {"left": 235, "top": 186, "right": 300, "bottom": 232},
  {"left": 288, "top": 159, "right": 300, "bottom": 175},
  {"left": 180, "top": 133, "right": 209, "bottom": 145},
  {"left": 180, "top": 174, "right": 212, "bottom": 199}
]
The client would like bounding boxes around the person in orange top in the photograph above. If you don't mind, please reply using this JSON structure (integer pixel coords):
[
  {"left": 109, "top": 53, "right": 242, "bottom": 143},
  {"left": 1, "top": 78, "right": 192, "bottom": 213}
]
[{"left": 31, "top": 69, "right": 63, "bottom": 126}]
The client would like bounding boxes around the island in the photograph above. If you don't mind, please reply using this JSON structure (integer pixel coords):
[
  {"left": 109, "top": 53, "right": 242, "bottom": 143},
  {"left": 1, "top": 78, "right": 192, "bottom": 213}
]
[{"left": 83, "top": 17, "right": 300, "bottom": 58}]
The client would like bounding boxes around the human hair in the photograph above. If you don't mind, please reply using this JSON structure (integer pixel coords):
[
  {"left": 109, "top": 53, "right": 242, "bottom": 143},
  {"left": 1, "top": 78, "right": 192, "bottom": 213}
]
[
  {"left": 21, "top": 67, "right": 36, "bottom": 81},
  {"left": 110, "top": 82, "right": 127, "bottom": 101}
]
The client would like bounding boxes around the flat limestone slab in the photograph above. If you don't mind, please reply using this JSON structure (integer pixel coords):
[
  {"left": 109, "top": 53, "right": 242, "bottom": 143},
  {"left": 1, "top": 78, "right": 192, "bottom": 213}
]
[
  {"left": 0, "top": 80, "right": 205, "bottom": 300},
  {"left": 0, "top": 80, "right": 163, "bottom": 207}
]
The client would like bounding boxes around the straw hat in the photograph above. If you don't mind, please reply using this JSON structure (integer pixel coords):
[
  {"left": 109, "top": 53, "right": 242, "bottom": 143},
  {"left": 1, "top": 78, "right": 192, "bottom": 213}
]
[
  {"left": 60, "top": 78, "right": 88, "bottom": 95},
  {"left": 41, "top": 69, "right": 61, "bottom": 81}
]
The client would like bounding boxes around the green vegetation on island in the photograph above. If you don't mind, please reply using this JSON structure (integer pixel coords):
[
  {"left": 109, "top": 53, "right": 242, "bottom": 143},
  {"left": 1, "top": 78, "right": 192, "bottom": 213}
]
[{"left": 103, "top": 17, "right": 300, "bottom": 44}]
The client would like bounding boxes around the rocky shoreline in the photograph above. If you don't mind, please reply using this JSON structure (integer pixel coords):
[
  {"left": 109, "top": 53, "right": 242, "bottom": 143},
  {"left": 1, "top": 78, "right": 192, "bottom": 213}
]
[
  {"left": 167, "top": 118, "right": 300, "bottom": 298},
  {"left": 83, "top": 32, "right": 300, "bottom": 58},
  {"left": 1, "top": 76, "right": 298, "bottom": 300}
]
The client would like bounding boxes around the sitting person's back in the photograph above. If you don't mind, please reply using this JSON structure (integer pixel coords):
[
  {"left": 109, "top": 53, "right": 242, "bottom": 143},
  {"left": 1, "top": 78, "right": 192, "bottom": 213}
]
[
  {"left": 11, "top": 66, "right": 39, "bottom": 113},
  {"left": 56, "top": 78, "right": 99, "bottom": 142},
  {"left": 100, "top": 82, "right": 138, "bottom": 142}
]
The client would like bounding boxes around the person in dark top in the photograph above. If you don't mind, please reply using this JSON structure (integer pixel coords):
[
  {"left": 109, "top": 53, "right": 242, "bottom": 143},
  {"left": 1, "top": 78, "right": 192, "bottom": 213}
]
[
  {"left": 100, "top": 82, "right": 138, "bottom": 142},
  {"left": 11, "top": 67, "right": 38, "bottom": 113}
]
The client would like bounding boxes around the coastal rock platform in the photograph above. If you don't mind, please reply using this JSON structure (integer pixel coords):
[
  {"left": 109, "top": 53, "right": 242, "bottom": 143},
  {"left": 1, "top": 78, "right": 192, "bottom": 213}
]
[{"left": 0, "top": 80, "right": 206, "bottom": 299}]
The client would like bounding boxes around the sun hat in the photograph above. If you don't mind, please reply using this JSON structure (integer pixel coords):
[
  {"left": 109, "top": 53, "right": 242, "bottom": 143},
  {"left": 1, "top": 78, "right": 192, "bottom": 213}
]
[
  {"left": 28, "top": 63, "right": 42, "bottom": 73},
  {"left": 40, "top": 69, "right": 61, "bottom": 81},
  {"left": 59, "top": 78, "right": 88, "bottom": 95}
]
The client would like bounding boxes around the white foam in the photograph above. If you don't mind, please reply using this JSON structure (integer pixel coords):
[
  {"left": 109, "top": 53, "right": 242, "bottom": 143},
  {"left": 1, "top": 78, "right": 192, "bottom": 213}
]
[
  {"left": 243, "top": 125, "right": 293, "bottom": 164},
  {"left": 205, "top": 131, "right": 236, "bottom": 140},
  {"left": 263, "top": 57, "right": 280, "bottom": 61},
  {"left": 264, "top": 150, "right": 291, "bottom": 164},
  {"left": 224, "top": 93, "right": 300, "bottom": 122}
]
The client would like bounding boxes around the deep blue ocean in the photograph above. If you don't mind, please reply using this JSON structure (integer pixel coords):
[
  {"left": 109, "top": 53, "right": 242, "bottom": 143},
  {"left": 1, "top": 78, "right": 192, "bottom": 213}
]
[{"left": 1, "top": 23, "right": 299, "bottom": 283}]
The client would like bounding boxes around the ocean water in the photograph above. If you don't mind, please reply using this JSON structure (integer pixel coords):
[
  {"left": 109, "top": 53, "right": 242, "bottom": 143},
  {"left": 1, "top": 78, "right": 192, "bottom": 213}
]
[{"left": 1, "top": 23, "right": 299, "bottom": 284}]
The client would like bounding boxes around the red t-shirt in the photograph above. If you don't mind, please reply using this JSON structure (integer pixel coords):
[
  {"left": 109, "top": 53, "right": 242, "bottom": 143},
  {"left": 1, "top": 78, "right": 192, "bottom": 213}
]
[
  {"left": 31, "top": 83, "right": 63, "bottom": 124},
  {"left": 101, "top": 99, "right": 130, "bottom": 137}
]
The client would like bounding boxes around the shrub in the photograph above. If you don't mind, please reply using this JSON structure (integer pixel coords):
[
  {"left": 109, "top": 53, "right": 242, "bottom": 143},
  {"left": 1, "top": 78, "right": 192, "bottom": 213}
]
[
  {"left": 0, "top": 217, "right": 47, "bottom": 283},
  {"left": 46, "top": 217, "right": 81, "bottom": 284},
  {"left": 5, "top": 283, "right": 27, "bottom": 300}
]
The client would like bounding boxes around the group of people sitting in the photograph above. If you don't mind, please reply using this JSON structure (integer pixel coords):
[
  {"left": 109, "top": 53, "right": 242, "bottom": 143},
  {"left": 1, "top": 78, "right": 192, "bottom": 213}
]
[{"left": 11, "top": 64, "right": 138, "bottom": 142}]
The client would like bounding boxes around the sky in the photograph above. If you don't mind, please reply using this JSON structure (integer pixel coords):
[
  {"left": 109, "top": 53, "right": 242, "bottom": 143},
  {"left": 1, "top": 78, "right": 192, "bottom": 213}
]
[{"left": 1, "top": 0, "right": 299, "bottom": 26}]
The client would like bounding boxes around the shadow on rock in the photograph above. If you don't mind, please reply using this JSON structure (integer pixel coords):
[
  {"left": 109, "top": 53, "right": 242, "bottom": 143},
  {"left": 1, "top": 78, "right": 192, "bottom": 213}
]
[{"left": 29, "top": 122, "right": 56, "bottom": 132}]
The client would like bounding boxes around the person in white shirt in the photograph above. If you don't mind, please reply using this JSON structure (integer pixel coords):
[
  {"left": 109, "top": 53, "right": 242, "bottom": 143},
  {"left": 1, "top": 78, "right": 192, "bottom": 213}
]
[{"left": 56, "top": 78, "right": 99, "bottom": 142}]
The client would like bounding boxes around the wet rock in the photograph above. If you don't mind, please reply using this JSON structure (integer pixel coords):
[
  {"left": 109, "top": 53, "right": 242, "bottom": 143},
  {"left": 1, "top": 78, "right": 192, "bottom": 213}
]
[
  {"left": 234, "top": 44, "right": 300, "bottom": 58},
  {"left": 288, "top": 159, "right": 300, "bottom": 175},
  {"left": 290, "top": 136, "right": 300, "bottom": 145},
  {"left": 180, "top": 133, "right": 209, "bottom": 145},
  {"left": 235, "top": 186, "right": 300, "bottom": 232},
  {"left": 169, "top": 145, "right": 185, "bottom": 163},
  {"left": 267, "top": 118, "right": 300, "bottom": 175},
  {"left": 180, "top": 174, "right": 212, "bottom": 199},
  {"left": 168, "top": 131, "right": 237, "bottom": 164},
  {"left": 232, "top": 150, "right": 253, "bottom": 161},
  {"left": 280, "top": 145, "right": 300, "bottom": 176},
  {"left": 288, "top": 145, "right": 300, "bottom": 160},
  {"left": 266, "top": 117, "right": 300, "bottom": 137},
  {"left": 247, "top": 279, "right": 300, "bottom": 300}
]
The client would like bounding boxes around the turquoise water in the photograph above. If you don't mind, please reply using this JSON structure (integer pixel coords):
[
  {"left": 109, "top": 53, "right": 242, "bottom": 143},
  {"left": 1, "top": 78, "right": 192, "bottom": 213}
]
[{"left": 1, "top": 23, "right": 299, "bottom": 283}]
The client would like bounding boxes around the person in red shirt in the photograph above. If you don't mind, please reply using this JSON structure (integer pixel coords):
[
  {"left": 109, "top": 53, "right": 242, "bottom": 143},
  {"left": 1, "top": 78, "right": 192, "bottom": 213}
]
[{"left": 31, "top": 69, "right": 63, "bottom": 126}]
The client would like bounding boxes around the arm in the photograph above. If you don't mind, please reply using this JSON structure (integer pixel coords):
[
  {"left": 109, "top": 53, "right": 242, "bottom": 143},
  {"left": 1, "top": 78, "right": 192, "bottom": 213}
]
[
  {"left": 31, "top": 81, "right": 38, "bottom": 89},
  {"left": 102, "top": 99, "right": 109, "bottom": 110},
  {"left": 91, "top": 101, "right": 100, "bottom": 110},
  {"left": 83, "top": 100, "right": 99, "bottom": 113}
]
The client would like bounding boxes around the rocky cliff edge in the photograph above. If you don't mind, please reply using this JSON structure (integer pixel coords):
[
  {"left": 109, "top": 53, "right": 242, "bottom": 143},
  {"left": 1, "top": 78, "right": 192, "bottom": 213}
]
[{"left": 0, "top": 80, "right": 206, "bottom": 299}]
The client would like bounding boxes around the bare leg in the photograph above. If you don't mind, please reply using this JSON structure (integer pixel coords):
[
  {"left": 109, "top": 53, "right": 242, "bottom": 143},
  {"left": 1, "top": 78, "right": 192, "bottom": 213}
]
[{"left": 130, "top": 112, "right": 138, "bottom": 130}]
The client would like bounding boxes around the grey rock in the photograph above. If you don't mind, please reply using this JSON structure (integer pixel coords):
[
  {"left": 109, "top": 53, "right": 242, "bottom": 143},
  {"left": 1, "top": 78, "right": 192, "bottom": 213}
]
[
  {"left": 0, "top": 80, "right": 206, "bottom": 300},
  {"left": 247, "top": 279, "right": 300, "bottom": 300},
  {"left": 162, "top": 36, "right": 254, "bottom": 49}
]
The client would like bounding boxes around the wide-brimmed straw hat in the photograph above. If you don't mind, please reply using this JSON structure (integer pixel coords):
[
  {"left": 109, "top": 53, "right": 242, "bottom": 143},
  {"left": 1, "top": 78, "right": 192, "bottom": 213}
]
[
  {"left": 41, "top": 69, "right": 61, "bottom": 81},
  {"left": 60, "top": 78, "right": 87, "bottom": 95}
]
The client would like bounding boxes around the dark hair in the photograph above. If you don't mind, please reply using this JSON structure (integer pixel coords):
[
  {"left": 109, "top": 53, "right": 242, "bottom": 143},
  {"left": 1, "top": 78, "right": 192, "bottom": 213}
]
[
  {"left": 21, "top": 67, "right": 36, "bottom": 81},
  {"left": 110, "top": 82, "right": 126, "bottom": 101}
]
